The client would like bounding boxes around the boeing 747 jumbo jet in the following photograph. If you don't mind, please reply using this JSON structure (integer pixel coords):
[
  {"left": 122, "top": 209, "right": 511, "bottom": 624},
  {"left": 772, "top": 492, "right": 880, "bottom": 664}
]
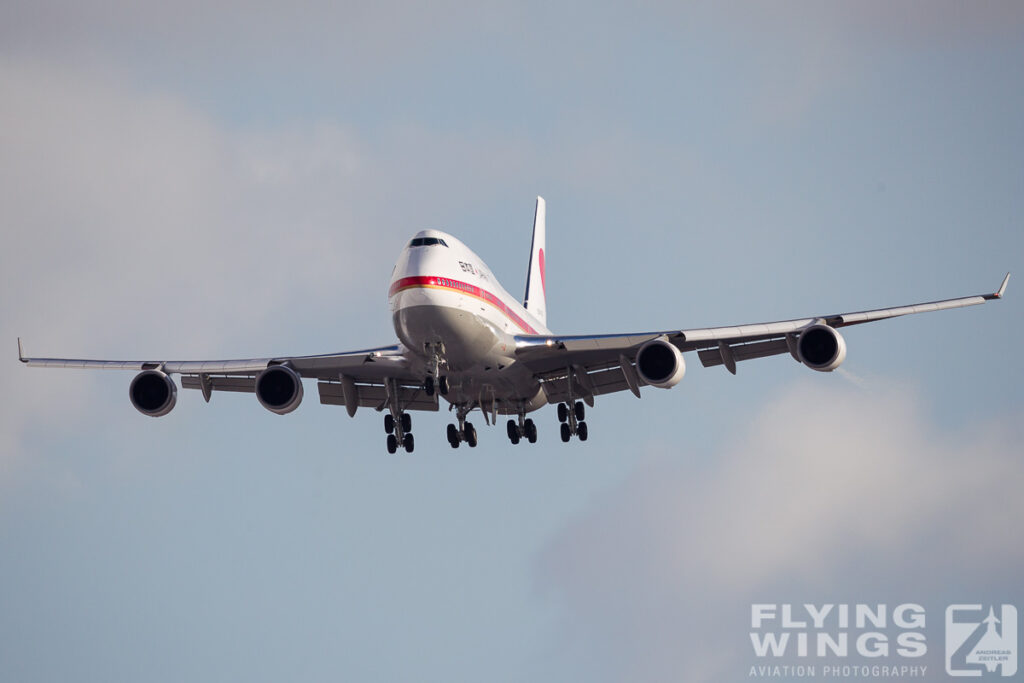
[{"left": 19, "top": 198, "right": 1009, "bottom": 453}]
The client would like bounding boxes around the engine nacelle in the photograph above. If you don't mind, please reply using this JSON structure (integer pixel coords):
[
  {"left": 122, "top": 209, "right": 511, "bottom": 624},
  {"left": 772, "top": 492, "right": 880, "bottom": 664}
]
[
  {"left": 129, "top": 370, "right": 177, "bottom": 417},
  {"left": 635, "top": 339, "right": 686, "bottom": 389},
  {"left": 255, "top": 365, "right": 304, "bottom": 415},
  {"left": 797, "top": 324, "right": 847, "bottom": 372}
]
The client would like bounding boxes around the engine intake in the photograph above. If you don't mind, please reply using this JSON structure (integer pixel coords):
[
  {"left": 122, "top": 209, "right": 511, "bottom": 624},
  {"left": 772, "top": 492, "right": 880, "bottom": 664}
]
[
  {"left": 635, "top": 339, "right": 686, "bottom": 389},
  {"left": 256, "top": 365, "right": 304, "bottom": 415},
  {"left": 129, "top": 370, "right": 177, "bottom": 417},
  {"left": 797, "top": 324, "right": 847, "bottom": 372}
]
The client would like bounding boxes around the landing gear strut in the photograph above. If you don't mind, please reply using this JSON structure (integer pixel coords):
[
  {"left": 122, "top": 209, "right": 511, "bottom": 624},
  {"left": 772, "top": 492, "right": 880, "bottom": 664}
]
[
  {"left": 447, "top": 404, "right": 478, "bottom": 448},
  {"left": 383, "top": 378, "right": 415, "bottom": 453}
]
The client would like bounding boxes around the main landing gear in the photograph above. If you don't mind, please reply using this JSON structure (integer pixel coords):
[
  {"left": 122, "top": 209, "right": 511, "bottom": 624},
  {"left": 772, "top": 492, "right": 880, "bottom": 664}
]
[
  {"left": 558, "top": 400, "right": 588, "bottom": 442},
  {"left": 446, "top": 404, "right": 477, "bottom": 448},
  {"left": 384, "top": 411, "right": 414, "bottom": 453},
  {"left": 506, "top": 414, "right": 538, "bottom": 445}
]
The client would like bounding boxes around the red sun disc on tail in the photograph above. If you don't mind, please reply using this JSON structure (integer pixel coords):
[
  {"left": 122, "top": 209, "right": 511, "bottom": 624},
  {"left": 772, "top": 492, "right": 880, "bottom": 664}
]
[{"left": 539, "top": 249, "right": 546, "bottom": 294}]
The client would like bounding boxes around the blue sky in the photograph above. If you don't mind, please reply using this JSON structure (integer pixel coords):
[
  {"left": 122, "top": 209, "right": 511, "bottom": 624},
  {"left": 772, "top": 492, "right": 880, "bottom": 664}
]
[{"left": 2, "top": 3, "right": 1023, "bottom": 681}]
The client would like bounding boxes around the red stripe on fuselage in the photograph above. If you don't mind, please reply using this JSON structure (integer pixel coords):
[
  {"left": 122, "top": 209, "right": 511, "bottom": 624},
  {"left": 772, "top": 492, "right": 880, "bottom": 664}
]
[{"left": 389, "top": 276, "right": 538, "bottom": 335}]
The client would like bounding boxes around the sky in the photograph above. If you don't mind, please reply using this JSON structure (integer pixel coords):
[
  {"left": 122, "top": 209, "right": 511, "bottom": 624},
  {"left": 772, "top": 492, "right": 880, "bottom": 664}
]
[{"left": 2, "top": 2, "right": 1023, "bottom": 682}]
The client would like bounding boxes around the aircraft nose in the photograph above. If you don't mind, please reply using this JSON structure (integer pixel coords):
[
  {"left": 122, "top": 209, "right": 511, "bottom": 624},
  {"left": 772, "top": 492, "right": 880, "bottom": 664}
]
[{"left": 405, "top": 245, "right": 447, "bottom": 274}]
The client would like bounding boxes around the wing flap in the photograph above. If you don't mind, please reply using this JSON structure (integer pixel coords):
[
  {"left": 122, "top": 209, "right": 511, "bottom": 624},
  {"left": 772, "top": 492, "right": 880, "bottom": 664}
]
[
  {"left": 179, "top": 372, "right": 442, "bottom": 412},
  {"left": 317, "top": 381, "right": 439, "bottom": 412},
  {"left": 539, "top": 364, "right": 647, "bottom": 405},
  {"left": 697, "top": 338, "right": 793, "bottom": 369},
  {"left": 181, "top": 374, "right": 256, "bottom": 394}
]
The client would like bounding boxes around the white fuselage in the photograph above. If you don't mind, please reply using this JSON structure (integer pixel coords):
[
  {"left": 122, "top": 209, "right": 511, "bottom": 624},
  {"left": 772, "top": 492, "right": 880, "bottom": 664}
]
[{"left": 388, "top": 230, "right": 552, "bottom": 413}]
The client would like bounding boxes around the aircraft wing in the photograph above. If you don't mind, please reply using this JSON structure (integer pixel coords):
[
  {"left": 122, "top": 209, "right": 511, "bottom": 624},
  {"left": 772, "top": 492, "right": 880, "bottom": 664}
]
[
  {"left": 513, "top": 274, "right": 1009, "bottom": 404},
  {"left": 18, "top": 342, "right": 440, "bottom": 412}
]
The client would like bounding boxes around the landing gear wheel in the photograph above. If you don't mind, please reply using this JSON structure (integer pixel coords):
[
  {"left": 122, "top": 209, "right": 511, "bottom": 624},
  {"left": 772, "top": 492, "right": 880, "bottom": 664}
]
[
  {"left": 386, "top": 434, "right": 398, "bottom": 453},
  {"left": 557, "top": 403, "right": 568, "bottom": 423},
  {"left": 439, "top": 376, "right": 450, "bottom": 396},
  {"left": 560, "top": 423, "right": 571, "bottom": 443},
  {"left": 403, "top": 433, "right": 414, "bottom": 453},
  {"left": 506, "top": 419, "right": 518, "bottom": 441},
  {"left": 447, "top": 423, "right": 460, "bottom": 446},
  {"left": 574, "top": 401, "right": 585, "bottom": 421},
  {"left": 401, "top": 413, "right": 412, "bottom": 433},
  {"left": 384, "top": 414, "right": 394, "bottom": 434},
  {"left": 510, "top": 431, "right": 520, "bottom": 445},
  {"left": 578, "top": 421, "right": 588, "bottom": 441},
  {"left": 525, "top": 418, "right": 537, "bottom": 443},
  {"left": 424, "top": 376, "right": 434, "bottom": 396},
  {"left": 465, "top": 422, "right": 478, "bottom": 448}
]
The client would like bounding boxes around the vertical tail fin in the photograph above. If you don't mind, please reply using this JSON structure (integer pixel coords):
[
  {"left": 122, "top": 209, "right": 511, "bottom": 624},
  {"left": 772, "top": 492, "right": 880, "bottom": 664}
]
[{"left": 523, "top": 196, "right": 547, "bottom": 326}]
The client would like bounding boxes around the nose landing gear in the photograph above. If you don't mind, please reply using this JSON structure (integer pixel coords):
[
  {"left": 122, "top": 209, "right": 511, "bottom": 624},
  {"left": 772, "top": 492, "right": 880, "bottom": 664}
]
[
  {"left": 425, "top": 376, "right": 449, "bottom": 396},
  {"left": 423, "top": 344, "right": 450, "bottom": 397}
]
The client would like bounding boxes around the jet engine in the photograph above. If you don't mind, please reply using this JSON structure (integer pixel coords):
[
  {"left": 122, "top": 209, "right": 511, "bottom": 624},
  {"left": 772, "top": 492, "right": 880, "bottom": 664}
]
[
  {"left": 129, "top": 370, "right": 177, "bottom": 417},
  {"left": 255, "top": 365, "right": 304, "bottom": 415},
  {"left": 635, "top": 339, "right": 686, "bottom": 389},
  {"left": 796, "top": 324, "right": 847, "bottom": 372}
]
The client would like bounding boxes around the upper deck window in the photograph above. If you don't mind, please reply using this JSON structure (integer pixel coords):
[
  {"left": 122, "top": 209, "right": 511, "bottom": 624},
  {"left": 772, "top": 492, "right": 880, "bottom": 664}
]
[{"left": 408, "top": 237, "right": 449, "bottom": 248}]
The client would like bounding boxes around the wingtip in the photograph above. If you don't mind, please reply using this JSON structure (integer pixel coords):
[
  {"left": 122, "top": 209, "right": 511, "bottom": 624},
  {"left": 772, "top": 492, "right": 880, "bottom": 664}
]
[
  {"left": 17, "top": 337, "right": 26, "bottom": 362},
  {"left": 996, "top": 272, "right": 1010, "bottom": 298}
]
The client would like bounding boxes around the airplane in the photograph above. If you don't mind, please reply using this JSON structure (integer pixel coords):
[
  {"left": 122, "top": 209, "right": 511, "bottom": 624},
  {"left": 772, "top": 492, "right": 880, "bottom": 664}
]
[{"left": 18, "top": 197, "right": 1009, "bottom": 453}]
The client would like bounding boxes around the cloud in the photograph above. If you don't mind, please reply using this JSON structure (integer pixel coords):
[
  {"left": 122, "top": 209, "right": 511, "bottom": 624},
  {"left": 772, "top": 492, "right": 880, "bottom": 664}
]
[
  {"left": 0, "top": 59, "right": 385, "bottom": 482},
  {"left": 0, "top": 59, "right": 378, "bottom": 340},
  {"left": 535, "top": 378, "right": 1024, "bottom": 682}
]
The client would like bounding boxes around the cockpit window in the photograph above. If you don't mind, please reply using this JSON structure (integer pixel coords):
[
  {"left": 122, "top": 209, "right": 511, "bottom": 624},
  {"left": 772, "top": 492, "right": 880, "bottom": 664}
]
[{"left": 409, "top": 237, "right": 449, "bottom": 248}]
